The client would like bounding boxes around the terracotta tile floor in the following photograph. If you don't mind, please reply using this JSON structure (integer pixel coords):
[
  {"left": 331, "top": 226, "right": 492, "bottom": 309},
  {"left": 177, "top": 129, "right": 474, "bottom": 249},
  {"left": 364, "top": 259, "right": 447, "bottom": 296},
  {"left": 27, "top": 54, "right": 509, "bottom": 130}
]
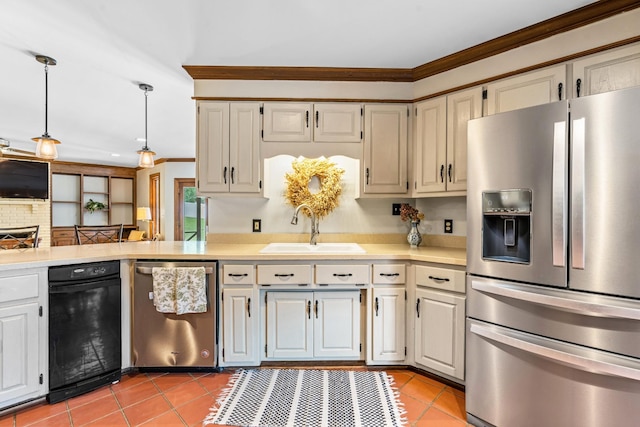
[{"left": 0, "top": 368, "right": 469, "bottom": 426}]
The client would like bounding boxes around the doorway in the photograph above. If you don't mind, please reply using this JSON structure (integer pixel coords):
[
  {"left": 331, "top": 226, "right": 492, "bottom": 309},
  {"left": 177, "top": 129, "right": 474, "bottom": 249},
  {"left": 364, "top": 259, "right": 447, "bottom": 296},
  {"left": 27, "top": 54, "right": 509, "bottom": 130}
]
[{"left": 174, "top": 178, "right": 207, "bottom": 241}]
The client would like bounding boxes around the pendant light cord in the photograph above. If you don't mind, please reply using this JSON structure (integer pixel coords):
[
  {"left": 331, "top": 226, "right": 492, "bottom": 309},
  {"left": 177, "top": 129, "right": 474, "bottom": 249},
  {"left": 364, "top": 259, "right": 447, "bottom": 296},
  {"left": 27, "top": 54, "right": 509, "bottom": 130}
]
[
  {"left": 44, "top": 62, "right": 49, "bottom": 137},
  {"left": 144, "top": 88, "right": 148, "bottom": 150}
]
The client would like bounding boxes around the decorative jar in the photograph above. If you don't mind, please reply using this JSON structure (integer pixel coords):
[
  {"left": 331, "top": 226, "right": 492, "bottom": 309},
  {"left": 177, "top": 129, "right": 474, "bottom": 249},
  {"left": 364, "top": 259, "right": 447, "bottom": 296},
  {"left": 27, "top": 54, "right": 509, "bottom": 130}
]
[{"left": 407, "top": 220, "right": 422, "bottom": 248}]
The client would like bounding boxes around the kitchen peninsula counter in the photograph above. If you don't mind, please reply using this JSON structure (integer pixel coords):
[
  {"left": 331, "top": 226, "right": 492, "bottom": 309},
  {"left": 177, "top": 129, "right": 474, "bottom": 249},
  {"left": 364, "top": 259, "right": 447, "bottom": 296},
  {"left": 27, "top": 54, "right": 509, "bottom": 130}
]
[{"left": 0, "top": 240, "right": 466, "bottom": 271}]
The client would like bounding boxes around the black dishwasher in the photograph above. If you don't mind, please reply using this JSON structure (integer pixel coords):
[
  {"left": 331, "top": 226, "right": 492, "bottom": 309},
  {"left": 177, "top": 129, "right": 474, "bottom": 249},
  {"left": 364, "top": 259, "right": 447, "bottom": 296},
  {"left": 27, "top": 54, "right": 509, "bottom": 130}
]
[{"left": 48, "top": 261, "right": 121, "bottom": 403}]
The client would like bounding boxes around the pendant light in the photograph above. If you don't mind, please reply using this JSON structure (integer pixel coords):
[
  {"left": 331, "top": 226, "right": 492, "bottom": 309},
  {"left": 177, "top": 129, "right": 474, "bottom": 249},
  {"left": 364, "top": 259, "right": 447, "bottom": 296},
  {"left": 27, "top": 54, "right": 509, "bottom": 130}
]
[
  {"left": 137, "top": 83, "right": 155, "bottom": 168},
  {"left": 31, "top": 55, "right": 60, "bottom": 159}
]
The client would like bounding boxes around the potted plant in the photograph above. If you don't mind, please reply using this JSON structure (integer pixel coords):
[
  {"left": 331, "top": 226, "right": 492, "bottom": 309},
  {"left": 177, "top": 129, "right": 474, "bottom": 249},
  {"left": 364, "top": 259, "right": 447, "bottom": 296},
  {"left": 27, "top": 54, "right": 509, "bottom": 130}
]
[{"left": 84, "top": 198, "right": 106, "bottom": 213}]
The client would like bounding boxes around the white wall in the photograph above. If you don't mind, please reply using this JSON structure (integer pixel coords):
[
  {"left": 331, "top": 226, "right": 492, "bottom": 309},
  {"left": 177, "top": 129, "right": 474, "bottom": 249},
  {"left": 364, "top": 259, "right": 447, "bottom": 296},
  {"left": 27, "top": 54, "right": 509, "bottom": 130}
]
[
  {"left": 207, "top": 155, "right": 463, "bottom": 236},
  {"left": 136, "top": 161, "right": 195, "bottom": 241}
]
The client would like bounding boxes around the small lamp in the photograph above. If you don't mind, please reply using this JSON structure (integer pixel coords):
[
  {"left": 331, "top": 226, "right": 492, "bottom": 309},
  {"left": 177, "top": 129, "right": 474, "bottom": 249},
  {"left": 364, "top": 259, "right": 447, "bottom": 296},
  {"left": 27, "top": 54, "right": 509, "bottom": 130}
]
[{"left": 137, "top": 207, "right": 153, "bottom": 238}]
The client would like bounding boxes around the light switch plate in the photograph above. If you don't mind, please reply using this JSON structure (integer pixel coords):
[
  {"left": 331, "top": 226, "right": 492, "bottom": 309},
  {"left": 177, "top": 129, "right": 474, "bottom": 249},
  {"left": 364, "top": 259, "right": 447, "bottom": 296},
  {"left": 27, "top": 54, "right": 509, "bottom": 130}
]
[{"left": 253, "top": 219, "right": 261, "bottom": 232}]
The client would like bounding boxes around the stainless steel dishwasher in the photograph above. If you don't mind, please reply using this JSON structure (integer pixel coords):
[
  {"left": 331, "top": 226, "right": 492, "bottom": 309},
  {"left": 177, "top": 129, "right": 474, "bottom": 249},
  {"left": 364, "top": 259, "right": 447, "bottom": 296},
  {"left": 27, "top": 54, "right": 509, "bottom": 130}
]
[{"left": 133, "top": 261, "right": 217, "bottom": 368}]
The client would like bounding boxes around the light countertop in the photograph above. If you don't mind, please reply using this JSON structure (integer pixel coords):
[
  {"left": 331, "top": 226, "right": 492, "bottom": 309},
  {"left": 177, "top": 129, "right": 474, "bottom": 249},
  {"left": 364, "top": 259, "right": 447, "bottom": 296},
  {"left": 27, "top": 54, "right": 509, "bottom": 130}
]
[{"left": 0, "top": 240, "right": 466, "bottom": 271}]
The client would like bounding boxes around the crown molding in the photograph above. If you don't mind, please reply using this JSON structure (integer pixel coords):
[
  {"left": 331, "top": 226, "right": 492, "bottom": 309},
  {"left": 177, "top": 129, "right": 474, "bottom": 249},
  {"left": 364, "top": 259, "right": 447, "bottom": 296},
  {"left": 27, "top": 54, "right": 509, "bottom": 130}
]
[{"left": 183, "top": 0, "right": 640, "bottom": 83}]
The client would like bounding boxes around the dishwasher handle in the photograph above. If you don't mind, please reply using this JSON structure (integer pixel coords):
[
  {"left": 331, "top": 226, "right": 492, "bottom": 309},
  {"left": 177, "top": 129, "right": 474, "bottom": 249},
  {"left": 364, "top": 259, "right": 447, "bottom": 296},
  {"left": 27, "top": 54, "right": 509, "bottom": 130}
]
[{"left": 136, "top": 266, "right": 214, "bottom": 275}]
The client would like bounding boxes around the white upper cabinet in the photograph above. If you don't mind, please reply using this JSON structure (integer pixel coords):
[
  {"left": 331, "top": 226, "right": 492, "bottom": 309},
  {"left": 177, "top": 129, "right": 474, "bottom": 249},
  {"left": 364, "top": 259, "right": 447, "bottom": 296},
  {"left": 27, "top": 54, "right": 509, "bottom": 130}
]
[
  {"left": 572, "top": 43, "right": 640, "bottom": 98},
  {"left": 485, "top": 65, "right": 567, "bottom": 115},
  {"left": 197, "top": 101, "right": 262, "bottom": 195},
  {"left": 363, "top": 104, "right": 409, "bottom": 195},
  {"left": 413, "top": 87, "right": 481, "bottom": 195},
  {"left": 262, "top": 102, "right": 362, "bottom": 142}
]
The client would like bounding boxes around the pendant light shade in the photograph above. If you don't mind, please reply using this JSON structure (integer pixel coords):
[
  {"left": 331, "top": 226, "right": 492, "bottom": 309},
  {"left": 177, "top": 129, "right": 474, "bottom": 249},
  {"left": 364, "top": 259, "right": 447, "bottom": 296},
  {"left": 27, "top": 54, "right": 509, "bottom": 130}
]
[
  {"left": 137, "top": 83, "right": 155, "bottom": 168},
  {"left": 31, "top": 55, "right": 60, "bottom": 160}
]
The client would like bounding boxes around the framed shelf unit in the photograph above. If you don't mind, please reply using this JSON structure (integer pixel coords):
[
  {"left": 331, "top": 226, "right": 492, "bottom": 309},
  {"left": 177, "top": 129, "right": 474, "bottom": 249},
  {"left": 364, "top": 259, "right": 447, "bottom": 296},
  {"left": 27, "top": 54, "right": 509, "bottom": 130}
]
[{"left": 50, "top": 162, "right": 137, "bottom": 246}]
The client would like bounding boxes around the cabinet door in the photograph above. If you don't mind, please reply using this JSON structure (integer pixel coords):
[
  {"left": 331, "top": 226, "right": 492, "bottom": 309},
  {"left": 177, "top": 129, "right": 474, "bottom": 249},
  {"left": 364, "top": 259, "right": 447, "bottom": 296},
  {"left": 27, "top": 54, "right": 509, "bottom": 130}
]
[
  {"left": 263, "top": 103, "right": 312, "bottom": 142},
  {"left": 229, "top": 103, "right": 261, "bottom": 193},
  {"left": 313, "top": 291, "right": 360, "bottom": 359},
  {"left": 266, "top": 292, "right": 313, "bottom": 359},
  {"left": 372, "top": 288, "right": 405, "bottom": 362},
  {"left": 197, "top": 102, "right": 230, "bottom": 193},
  {"left": 415, "top": 288, "right": 465, "bottom": 380},
  {"left": 313, "top": 103, "right": 362, "bottom": 142},
  {"left": 363, "top": 104, "right": 408, "bottom": 194},
  {"left": 446, "top": 87, "right": 482, "bottom": 192},
  {"left": 486, "top": 65, "right": 566, "bottom": 115},
  {"left": 0, "top": 303, "right": 39, "bottom": 403},
  {"left": 414, "top": 97, "right": 447, "bottom": 194},
  {"left": 222, "top": 288, "right": 257, "bottom": 365},
  {"left": 572, "top": 43, "right": 640, "bottom": 97}
]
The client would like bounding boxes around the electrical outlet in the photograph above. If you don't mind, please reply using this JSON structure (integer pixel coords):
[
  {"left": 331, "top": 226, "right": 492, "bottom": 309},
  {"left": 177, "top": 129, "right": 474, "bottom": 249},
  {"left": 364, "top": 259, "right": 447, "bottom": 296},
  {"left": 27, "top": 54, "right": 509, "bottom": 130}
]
[
  {"left": 444, "top": 219, "right": 453, "bottom": 234},
  {"left": 252, "top": 219, "right": 261, "bottom": 233},
  {"left": 392, "top": 203, "right": 401, "bottom": 216}
]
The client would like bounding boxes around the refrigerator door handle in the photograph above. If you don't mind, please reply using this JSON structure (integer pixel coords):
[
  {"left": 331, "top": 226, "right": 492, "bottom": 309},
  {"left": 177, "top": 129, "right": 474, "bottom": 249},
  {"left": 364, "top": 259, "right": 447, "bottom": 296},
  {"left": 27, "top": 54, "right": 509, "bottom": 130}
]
[
  {"left": 471, "top": 279, "right": 640, "bottom": 320},
  {"left": 470, "top": 323, "right": 640, "bottom": 381},
  {"left": 571, "top": 117, "right": 586, "bottom": 270},
  {"left": 552, "top": 121, "right": 567, "bottom": 267}
]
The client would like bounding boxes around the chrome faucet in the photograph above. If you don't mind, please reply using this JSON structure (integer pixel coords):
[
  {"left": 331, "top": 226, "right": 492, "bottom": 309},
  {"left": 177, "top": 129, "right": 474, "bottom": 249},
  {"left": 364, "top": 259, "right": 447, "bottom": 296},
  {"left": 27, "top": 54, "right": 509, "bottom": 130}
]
[{"left": 291, "top": 204, "right": 319, "bottom": 245}]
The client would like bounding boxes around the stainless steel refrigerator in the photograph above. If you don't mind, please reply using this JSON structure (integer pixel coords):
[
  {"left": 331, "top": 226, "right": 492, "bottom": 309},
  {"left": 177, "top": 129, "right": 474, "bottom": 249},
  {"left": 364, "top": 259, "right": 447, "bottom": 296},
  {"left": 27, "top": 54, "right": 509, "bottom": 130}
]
[{"left": 465, "top": 86, "right": 640, "bottom": 427}]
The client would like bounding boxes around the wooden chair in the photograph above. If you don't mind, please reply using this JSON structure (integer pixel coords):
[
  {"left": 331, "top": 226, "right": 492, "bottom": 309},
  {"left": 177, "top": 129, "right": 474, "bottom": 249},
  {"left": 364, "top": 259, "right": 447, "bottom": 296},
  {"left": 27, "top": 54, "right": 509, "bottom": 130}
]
[
  {"left": 0, "top": 225, "right": 40, "bottom": 249},
  {"left": 75, "top": 224, "right": 124, "bottom": 245}
]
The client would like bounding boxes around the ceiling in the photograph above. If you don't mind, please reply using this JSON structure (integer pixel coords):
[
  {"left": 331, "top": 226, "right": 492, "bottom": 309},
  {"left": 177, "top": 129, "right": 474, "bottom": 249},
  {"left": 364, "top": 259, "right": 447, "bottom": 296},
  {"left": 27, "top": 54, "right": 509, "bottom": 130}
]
[{"left": 0, "top": 0, "right": 597, "bottom": 167}]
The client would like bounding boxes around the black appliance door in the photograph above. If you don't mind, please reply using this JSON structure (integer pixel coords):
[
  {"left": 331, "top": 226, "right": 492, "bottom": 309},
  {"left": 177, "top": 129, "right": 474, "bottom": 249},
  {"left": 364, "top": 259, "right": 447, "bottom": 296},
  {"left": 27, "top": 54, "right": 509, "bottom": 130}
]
[{"left": 49, "top": 278, "right": 121, "bottom": 390}]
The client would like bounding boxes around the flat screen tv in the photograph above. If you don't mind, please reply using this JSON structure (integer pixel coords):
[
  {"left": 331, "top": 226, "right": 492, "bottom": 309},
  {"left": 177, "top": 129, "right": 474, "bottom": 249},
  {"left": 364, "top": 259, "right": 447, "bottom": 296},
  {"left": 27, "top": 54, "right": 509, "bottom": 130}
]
[{"left": 0, "top": 159, "right": 49, "bottom": 199}]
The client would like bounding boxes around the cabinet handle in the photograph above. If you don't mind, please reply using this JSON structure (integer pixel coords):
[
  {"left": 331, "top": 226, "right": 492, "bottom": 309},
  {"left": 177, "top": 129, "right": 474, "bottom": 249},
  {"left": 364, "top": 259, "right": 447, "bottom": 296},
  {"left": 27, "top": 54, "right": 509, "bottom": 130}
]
[
  {"left": 416, "top": 298, "right": 421, "bottom": 318},
  {"left": 366, "top": 168, "right": 370, "bottom": 185},
  {"left": 428, "top": 275, "right": 450, "bottom": 282},
  {"left": 379, "top": 273, "right": 400, "bottom": 277},
  {"left": 558, "top": 82, "right": 563, "bottom": 101},
  {"left": 375, "top": 297, "right": 379, "bottom": 316},
  {"left": 315, "top": 110, "right": 319, "bottom": 128},
  {"left": 576, "top": 78, "right": 582, "bottom": 98},
  {"left": 274, "top": 273, "right": 294, "bottom": 278},
  {"left": 440, "top": 165, "right": 444, "bottom": 183},
  {"left": 332, "top": 273, "right": 353, "bottom": 277},
  {"left": 230, "top": 167, "right": 235, "bottom": 184},
  {"left": 315, "top": 300, "right": 319, "bottom": 318},
  {"left": 307, "top": 300, "right": 311, "bottom": 319},
  {"left": 223, "top": 166, "right": 227, "bottom": 184},
  {"left": 247, "top": 298, "right": 251, "bottom": 317},
  {"left": 305, "top": 111, "right": 309, "bottom": 128},
  {"left": 448, "top": 164, "right": 452, "bottom": 182},
  {"left": 228, "top": 273, "right": 248, "bottom": 277}
]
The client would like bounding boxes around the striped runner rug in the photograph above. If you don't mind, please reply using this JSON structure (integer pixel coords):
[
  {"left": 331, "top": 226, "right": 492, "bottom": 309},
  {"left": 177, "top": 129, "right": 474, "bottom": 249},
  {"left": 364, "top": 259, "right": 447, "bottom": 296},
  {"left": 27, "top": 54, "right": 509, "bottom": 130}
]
[{"left": 203, "top": 369, "right": 406, "bottom": 427}]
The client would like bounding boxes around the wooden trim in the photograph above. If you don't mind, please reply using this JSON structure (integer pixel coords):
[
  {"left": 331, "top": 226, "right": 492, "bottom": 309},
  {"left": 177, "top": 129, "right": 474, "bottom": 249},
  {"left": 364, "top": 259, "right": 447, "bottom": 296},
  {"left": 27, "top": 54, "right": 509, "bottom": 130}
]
[
  {"left": 183, "top": 1, "right": 640, "bottom": 83},
  {"left": 149, "top": 173, "right": 160, "bottom": 237},
  {"left": 134, "top": 158, "right": 195, "bottom": 170},
  {"left": 192, "top": 96, "right": 413, "bottom": 103},
  {"left": 183, "top": 65, "right": 413, "bottom": 82},
  {"left": 412, "top": 0, "right": 640, "bottom": 81},
  {"left": 51, "top": 161, "right": 136, "bottom": 177},
  {"left": 173, "top": 178, "right": 195, "bottom": 241}
]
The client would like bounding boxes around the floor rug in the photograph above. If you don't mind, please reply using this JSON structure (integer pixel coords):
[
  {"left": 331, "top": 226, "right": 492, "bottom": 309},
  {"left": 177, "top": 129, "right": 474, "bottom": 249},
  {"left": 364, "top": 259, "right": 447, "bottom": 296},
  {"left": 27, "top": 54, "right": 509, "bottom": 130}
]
[{"left": 203, "top": 369, "right": 406, "bottom": 427}]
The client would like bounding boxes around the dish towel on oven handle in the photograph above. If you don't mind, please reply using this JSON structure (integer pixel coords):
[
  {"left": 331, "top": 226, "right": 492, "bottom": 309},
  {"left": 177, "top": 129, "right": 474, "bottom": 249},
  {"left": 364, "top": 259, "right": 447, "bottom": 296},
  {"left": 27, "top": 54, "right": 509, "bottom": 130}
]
[{"left": 175, "top": 267, "right": 207, "bottom": 314}]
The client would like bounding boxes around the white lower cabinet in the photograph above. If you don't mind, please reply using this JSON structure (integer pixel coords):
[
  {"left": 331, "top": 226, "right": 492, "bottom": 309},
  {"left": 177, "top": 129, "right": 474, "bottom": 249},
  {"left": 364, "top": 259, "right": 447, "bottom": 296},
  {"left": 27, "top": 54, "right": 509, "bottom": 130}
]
[
  {"left": 0, "top": 268, "right": 47, "bottom": 409},
  {"left": 0, "top": 303, "right": 40, "bottom": 404},
  {"left": 371, "top": 287, "right": 405, "bottom": 363},
  {"left": 414, "top": 287, "right": 465, "bottom": 380},
  {"left": 266, "top": 291, "right": 361, "bottom": 360},
  {"left": 221, "top": 288, "right": 259, "bottom": 366}
]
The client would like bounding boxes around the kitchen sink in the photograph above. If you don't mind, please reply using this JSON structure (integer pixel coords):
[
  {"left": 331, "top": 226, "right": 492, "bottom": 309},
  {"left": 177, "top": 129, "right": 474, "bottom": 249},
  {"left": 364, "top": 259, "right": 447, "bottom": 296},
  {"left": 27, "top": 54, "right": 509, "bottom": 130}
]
[{"left": 259, "top": 242, "right": 366, "bottom": 254}]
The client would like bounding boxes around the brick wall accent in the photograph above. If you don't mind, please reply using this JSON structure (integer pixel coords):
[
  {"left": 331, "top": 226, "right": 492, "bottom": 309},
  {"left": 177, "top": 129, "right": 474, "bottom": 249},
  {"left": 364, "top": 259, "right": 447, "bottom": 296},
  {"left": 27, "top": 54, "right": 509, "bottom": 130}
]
[{"left": 0, "top": 200, "right": 51, "bottom": 247}]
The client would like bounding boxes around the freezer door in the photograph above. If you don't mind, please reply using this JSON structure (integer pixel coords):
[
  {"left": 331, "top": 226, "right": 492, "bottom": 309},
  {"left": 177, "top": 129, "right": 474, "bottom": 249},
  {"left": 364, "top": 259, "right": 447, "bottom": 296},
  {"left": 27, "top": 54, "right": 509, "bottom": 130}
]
[
  {"left": 466, "top": 318, "right": 640, "bottom": 427},
  {"left": 467, "top": 101, "right": 568, "bottom": 287},
  {"left": 569, "top": 86, "right": 640, "bottom": 298}
]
